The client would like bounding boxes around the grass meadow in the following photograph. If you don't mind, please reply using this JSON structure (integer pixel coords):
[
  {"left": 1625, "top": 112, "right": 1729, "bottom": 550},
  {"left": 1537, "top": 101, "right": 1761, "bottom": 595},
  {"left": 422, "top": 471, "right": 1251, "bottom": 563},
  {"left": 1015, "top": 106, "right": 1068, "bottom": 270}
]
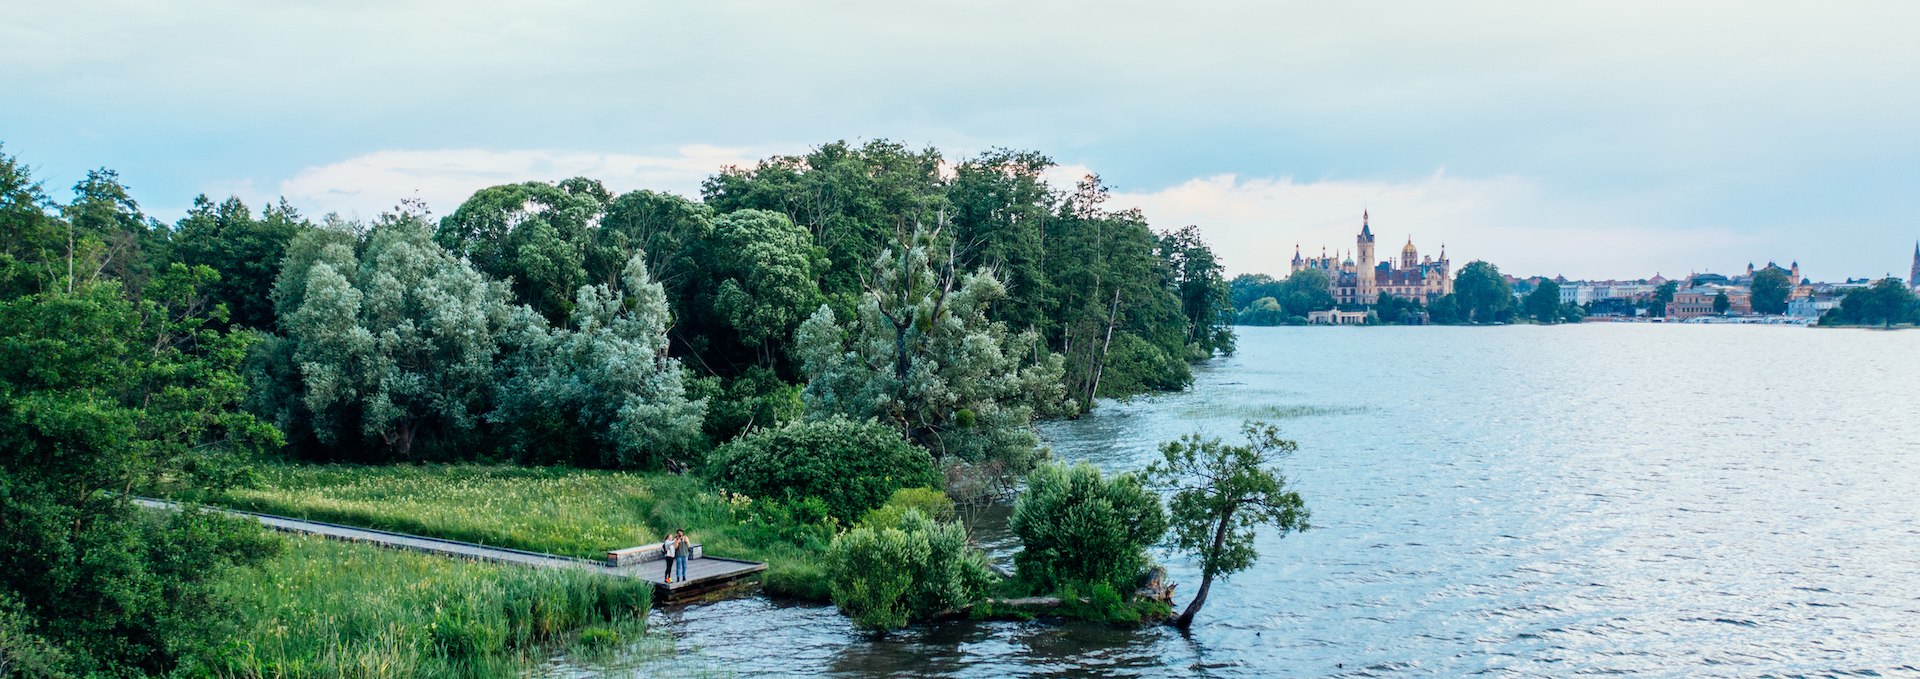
[{"left": 211, "top": 464, "right": 833, "bottom": 600}]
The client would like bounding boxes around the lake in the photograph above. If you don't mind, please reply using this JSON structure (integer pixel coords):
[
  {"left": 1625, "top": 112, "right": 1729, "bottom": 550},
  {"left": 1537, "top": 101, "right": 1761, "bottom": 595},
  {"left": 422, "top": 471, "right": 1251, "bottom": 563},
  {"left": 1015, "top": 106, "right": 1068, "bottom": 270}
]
[{"left": 619, "top": 324, "right": 1920, "bottom": 677}]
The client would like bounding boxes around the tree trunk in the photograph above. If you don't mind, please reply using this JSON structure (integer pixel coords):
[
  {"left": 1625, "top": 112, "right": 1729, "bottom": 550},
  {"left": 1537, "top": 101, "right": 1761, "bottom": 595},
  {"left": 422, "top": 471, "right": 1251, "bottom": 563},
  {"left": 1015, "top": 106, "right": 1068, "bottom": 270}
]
[
  {"left": 1083, "top": 288, "right": 1122, "bottom": 410},
  {"left": 1173, "top": 505, "right": 1237, "bottom": 630}
]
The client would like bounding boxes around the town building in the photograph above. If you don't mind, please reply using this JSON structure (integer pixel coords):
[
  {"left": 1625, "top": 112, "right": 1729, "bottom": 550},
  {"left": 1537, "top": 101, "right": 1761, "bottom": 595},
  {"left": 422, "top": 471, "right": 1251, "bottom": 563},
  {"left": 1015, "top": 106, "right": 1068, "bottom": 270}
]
[{"left": 1291, "top": 211, "right": 1452, "bottom": 306}]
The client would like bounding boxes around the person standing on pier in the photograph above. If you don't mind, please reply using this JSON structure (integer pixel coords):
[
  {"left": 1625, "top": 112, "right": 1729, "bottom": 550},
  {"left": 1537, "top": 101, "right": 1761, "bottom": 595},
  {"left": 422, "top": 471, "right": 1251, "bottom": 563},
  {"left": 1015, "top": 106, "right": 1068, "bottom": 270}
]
[
  {"left": 674, "top": 529, "right": 690, "bottom": 582},
  {"left": 661, "top": 531, "right": 677, "bottom": 583}
]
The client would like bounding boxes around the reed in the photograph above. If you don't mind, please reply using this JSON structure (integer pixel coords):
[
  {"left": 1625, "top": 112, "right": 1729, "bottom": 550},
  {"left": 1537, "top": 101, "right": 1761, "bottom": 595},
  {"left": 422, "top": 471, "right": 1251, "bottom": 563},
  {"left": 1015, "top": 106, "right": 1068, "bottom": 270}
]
[{"left": 211, "top": 535, "right": 653, "bottom": 678}]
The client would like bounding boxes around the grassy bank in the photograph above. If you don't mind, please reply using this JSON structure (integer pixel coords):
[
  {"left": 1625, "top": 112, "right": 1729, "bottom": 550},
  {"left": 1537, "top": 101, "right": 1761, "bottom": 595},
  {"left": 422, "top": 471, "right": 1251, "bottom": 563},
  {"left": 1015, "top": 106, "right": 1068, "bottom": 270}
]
[
  {"left": 205, "top": 535, "right": 653, "bottom": 678},
  {"left": 210, "top": 464, "right": 833, "bottom": 600}
]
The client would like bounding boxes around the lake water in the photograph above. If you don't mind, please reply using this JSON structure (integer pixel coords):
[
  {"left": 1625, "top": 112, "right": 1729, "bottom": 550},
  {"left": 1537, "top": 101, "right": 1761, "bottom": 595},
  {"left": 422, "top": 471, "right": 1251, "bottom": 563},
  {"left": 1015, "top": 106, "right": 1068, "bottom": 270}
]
[{"left": 622, "top": 325, "right": 1920, "bottom": 677}]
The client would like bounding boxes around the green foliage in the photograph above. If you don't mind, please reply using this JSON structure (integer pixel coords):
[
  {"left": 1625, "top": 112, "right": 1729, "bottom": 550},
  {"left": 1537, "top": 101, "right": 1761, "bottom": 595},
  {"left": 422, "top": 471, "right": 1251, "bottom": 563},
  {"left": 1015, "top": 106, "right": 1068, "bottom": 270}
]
[
  {"left": 1712, "top": 290, "right": 1731, "bottom": 314},
  {"left": 1158, "top": 225, "right": 1236, "bottom": 357},
  {"left": 1008, "top": 462, "right": 1167, "bottom": 595},
  {"left": 1649, "top": 280, "right": 1679, "bottom": 317},
  {"left": 1821, "top": 277, "right": 1919, "bottom": 327},
  {"left": 1526, "top": 279, "right": 1562, "bottom": 323},
  {"left": 0, "top": 268, "right": 283, "bottom": 675},
  {"left": 1233, "top": 269, "right": 1338, "bottom": 325},
  {"left": 826, "top": 509, "right": 993, "bottom": 631},
  {"left": 266, "top": 217, "right": 702, "bottom": 466},
  {"left": 208, "top": 464, "right": 836, "bottom": 600},
  {"left": 1372, "top": 291, "right": 1427, "bottom": 325},
  {"left": 858, "top": 487, "right": 957, "bottom": 528},
  {"left": 210, "top": 535, "right": 651, "bottom": 678},
  {"left": 1234, "top": 296, "right": 1289, "bottom": 326},
  {"left": 489, "top": 253, "right": 707, "bottom": 469},
  {"left": 1750, "top": 267, "right": 1793, "bottom": 315},
  {"left": 1147, "top": 421, "right": 1310, "bottom": 629},
  {"left": 436, "top": 180, "right": 609, "bottom": 323},
  {"left": 705, "top": 416, "right": 939, "bottom": 523},
  {"left": 1453, "top": 260, "right": 1514, "bottom": 323},
  {"left": 795, "top": 226, "right": 1070, "bottom": 473},
  {"left": 170, "top": 195, "right": 311, "bottom": 329}
]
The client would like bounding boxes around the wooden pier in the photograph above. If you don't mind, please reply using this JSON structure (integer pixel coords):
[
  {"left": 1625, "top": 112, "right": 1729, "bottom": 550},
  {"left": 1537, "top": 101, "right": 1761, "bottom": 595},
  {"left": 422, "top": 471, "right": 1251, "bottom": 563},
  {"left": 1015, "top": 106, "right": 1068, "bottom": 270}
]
[{"left": 133, "top": 498, "right": 766, "bottom": 605}]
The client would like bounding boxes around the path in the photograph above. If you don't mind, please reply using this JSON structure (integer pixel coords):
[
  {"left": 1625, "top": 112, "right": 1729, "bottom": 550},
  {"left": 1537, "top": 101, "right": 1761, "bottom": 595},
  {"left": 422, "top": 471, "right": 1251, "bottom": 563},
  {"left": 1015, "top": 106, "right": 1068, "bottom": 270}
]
[{"left": 132, "top": 498, "right": 766, "bottom": 603}]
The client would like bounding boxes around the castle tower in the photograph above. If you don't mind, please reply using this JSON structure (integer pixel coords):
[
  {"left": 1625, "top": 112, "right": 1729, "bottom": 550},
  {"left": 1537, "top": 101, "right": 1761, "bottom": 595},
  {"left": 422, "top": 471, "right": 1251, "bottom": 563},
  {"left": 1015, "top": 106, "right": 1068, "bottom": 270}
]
[
  {"left": 1291, "top": 243, "right": 1304, "bottom": 273},
  {"left": 1357, "top": 210, "right": 1377, "bottom": 302},
  {"left": 1790, "top": 260, "right": 1801, "bottom": 283},
  {"left": 1401, "top": 236, "right": 1418, "bottom": 270}
]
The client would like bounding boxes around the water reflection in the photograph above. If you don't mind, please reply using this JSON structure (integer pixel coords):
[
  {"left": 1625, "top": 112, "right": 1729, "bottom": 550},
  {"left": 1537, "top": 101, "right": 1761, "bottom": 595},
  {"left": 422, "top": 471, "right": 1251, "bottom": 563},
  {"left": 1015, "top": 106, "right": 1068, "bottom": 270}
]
[{"left": 575, "top": 325, "right": 1920, "bottom": 677}]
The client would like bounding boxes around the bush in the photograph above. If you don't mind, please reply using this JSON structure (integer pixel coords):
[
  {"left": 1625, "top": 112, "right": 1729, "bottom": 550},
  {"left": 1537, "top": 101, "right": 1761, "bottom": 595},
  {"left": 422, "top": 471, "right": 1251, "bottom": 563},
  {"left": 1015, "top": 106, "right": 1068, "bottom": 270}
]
[
  {"left": 858, "top": 487, "right": 955, "bottom": 528},
  {"left": 826, "top": 509, "right": 993, "bottom": 631},
  {"left": 1009, "top": 462, "right": 1167, "bottom": 594},
  {"left": 705, "top": 416, "right": 939, "bottom": 522}
]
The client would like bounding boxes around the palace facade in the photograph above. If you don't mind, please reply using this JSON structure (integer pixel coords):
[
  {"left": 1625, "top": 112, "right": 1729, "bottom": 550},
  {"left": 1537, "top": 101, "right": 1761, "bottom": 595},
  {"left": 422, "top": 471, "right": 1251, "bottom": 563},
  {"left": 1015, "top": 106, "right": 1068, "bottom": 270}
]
[{"left": 1291, "top": 211, "right": 1452, "bottom": 306}]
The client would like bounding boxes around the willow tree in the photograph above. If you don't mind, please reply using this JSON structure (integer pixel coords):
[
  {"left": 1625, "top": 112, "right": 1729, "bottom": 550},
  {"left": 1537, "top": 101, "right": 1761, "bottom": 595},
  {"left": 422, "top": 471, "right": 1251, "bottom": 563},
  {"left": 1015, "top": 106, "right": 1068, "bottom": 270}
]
[
  {"left": 1148, "top": 421, "right": 1310, "bottom": 630},
  {"left": 489, "top": 253, "right": 706, "bottom": 469},
  {"left": 795, "top": 225, "right": 1071, "bottom": 477}
]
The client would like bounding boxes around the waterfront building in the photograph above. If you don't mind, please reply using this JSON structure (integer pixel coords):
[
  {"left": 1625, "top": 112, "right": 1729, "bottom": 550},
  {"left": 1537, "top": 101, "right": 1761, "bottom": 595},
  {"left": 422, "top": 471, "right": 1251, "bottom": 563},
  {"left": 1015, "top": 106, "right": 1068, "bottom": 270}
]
[
  {"left": 1788, "top": 293, "right": 1843, "bottom": 319},
  {"left": 1291, "top": 211, "right": 1452, "bottom": 306}
]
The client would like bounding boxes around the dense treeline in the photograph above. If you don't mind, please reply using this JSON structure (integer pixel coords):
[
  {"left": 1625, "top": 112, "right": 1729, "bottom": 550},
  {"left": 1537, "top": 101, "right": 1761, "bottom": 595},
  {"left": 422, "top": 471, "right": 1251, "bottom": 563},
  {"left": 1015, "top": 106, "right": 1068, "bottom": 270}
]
[
  {"left": 0, "top": 139, "right": 1236, "bottom": 672},
  {"left": 1820, "top": 278, "right": 1919, "bottom": 327}
]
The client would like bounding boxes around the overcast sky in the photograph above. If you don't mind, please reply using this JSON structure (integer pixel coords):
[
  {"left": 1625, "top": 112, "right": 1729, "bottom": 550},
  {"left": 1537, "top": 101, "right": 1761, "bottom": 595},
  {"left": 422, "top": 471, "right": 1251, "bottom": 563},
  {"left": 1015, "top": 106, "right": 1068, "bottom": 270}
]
[{"left": 5, "top": 1, "right": 1918, "bottom": 279}]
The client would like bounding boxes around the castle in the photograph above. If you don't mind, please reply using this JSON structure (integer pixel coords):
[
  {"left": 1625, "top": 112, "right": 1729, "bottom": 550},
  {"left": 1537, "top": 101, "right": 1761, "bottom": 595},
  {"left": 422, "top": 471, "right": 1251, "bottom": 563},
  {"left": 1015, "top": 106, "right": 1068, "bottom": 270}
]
[
  {"left": 1911, "top": 241, "right": 1919, "bottom": 289},
  {"left": 1291, "top": 211, "right": 1452, "bottom": 306}
]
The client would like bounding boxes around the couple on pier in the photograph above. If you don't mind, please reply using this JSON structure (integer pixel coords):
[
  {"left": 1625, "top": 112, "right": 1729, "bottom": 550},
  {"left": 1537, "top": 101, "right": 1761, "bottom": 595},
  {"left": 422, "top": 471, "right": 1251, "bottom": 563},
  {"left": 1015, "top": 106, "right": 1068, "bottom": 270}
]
[{"left": 661, "top": 529, "right": 690, "bottom": 583}]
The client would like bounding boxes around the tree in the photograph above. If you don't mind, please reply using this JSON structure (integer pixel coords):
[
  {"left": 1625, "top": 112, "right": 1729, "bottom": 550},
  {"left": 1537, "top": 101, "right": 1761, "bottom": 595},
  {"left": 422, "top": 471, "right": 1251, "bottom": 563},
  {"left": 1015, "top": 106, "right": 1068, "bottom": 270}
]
[
  {"left": 1009, "top": 462, "right": 1167, "bottom": 594},
  {"left": 1526, "top": 279, "right": 1562, "bottom": 323},
  {"left": 1276, "top": 269, "right": 1337, "bottom": 318},
  {"left": 1750, "top": 268, "right": 1792, "bottom": 315},
  {"left": 1823, "top": 278, "right": 1918, "bottom": 327},
  {"left": 0, "top": 269, "right": 281, "bottom": 674},
  {"left": 1228, "top": 273, "right": 1284, "bottom": 312},
  {"left": 1428, "top": 293, "right": 1464, "bottom": 324},
  {"left": 170, "top": 195, "right": 310, "bottom": 329},
  {"left": 705, "top": 416, "right": 939, "bottom": 522},
  {"left": 489, "top": 254, "right": 707, "bottom": 469},
  {"left": 274, "top": 213, "right": 524, "bottom": 458},
  {"left": 795, "top": 225, "right": 1071, "bottom": 474},
  {"left": 435, "top": 180, "right": 607, "bottom": 323},
  {"left": 1453, "top": 261, "right": 1513, "bottom": 323},
  {"left": 1649, "top": 280, "right": 1679, "bottom": 318},
  {"left": 1146, "top": 421, "right": 1310, "bottom": 630},
  {"left": 1712, "top": 290, "right": 1731, "bottom": 314},
  {"left": 1158, "top": 225, "right": 1236, "bottom": 357}
]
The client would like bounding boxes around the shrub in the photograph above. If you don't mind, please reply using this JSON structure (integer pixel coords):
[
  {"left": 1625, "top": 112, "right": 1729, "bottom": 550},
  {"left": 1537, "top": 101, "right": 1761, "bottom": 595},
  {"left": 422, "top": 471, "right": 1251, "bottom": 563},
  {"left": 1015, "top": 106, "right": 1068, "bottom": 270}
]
[
  {"left": 1009, "top": 462, "right": 1167, "bottom": 594},
  {"left": 858, "top": 487, "right": 955, "bottom": 528},
  {"left": 705, "top": 416, "right": 939, "bottom": 522},
  {"left": 826, "top": 509, "right": 993, "bottom": 631}
]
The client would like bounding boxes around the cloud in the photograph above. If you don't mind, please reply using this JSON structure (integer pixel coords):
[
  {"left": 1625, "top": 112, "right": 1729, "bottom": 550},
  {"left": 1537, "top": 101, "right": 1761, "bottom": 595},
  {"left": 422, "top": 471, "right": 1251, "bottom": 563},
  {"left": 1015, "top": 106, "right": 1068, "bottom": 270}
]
[
  {"left": 1098, "top": 172, "right": 1747, "bottom": 280},
  {"left": 269, "top": 145, "right": 780, "bottom": 219}
]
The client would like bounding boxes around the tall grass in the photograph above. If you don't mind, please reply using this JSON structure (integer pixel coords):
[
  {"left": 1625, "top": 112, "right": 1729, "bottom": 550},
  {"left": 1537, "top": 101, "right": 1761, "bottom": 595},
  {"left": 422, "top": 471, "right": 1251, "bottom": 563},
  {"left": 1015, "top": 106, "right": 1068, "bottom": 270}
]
[
  {"left": 210, "top": 535, "right": 652, "bottom": 678},
  {"left": 213, "top": 464, "right": 832, "bottom": 600}
]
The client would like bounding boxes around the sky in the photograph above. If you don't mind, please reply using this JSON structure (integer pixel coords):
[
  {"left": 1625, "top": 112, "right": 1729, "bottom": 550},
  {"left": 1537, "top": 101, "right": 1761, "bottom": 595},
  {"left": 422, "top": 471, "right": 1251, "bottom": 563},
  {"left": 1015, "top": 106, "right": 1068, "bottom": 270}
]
[{"left": 5, "top": 1, "right": 1919, "bottom": 280}]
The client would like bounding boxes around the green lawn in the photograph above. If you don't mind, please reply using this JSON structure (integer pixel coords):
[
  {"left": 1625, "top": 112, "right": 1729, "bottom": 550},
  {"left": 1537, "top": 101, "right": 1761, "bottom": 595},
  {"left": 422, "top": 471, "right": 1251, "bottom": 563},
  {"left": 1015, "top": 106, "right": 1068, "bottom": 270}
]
[{"left": 211, "top": 464, "right": 832, "bottom": 600}]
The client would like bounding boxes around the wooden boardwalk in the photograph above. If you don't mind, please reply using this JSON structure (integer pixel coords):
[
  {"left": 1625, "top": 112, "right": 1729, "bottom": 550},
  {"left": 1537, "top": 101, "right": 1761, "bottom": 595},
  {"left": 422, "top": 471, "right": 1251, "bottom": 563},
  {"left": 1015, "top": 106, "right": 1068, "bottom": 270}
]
[{"left": 132, "top": 498, "right": 766, "bottom": 604}]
